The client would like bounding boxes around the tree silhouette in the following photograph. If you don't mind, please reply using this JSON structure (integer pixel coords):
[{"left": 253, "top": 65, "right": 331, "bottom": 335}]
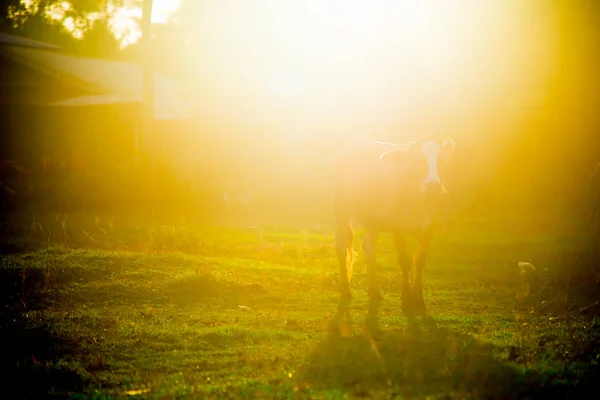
[
  {"left": 1, "top": 0, "right": 124, "bottom": 58},
  {"left": 74, "top": 15, "right": 123, "bottom": 59}
]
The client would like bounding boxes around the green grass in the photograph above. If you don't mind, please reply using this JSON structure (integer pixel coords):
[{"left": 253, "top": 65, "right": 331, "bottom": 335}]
[{"left": 1, "top": 214, "right": 600, "bottom": 399}]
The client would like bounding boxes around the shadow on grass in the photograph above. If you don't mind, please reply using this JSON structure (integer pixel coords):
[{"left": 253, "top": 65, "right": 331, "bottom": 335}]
[
  {"left": 299, "top": 297, "right": 598, "bottom": 400},
  {"left": 166, "top": 273, "right": 268, "bottom": 307},
  {"left": 0, "top": 239, "right": 43, "bottom": 255},
  {"left": 0, "top": 269, "right": 86, "bottom": 399}
]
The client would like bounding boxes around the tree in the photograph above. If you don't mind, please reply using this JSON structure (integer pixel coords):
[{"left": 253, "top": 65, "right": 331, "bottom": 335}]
[
  {"left": 1, "top": 0, "right": 126, "bottom": 59},
  {"left": 0, "top": 0, "right": 23, "bottom": 31},
  {"left": 73, "top": 16, "right": 123, "bottom": 59}
]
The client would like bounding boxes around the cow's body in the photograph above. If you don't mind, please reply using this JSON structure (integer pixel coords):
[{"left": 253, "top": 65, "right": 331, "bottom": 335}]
[{"left": 333, "top": 136, "right": 455, "bottom": 317}]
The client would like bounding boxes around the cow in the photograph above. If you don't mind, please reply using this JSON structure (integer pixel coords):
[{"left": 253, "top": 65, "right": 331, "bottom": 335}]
[{"left": 333, "top": 136, "right": 455, "bottom": 319}]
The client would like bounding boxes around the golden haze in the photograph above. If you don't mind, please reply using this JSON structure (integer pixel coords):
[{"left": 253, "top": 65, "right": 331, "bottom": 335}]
[{"left": 171, "top": 1, "right": 559, "bottom": 162}]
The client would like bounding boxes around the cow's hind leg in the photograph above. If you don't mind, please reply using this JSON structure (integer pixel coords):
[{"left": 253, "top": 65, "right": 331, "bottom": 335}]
[{"left": 363, "top": 230, "right": 382, "bottom": 299}]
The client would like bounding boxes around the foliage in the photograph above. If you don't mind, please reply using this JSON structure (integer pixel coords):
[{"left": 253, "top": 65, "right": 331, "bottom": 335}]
[
  {"left": 1, "top": 0, "right": 125, "bottom": 59},
  {"left": 69, "top": 16, "right": 123, "bottom": 59},
  {"left": 0, "top": 152, "right": 200, "bottom": 222},
  {"left": 0, "top": 0, "right": 23, "bottom": 29}
]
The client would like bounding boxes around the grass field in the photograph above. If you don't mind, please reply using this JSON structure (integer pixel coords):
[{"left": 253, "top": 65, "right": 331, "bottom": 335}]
[{"left": 1, "top": 212, "right": 600, "bottom": 399}]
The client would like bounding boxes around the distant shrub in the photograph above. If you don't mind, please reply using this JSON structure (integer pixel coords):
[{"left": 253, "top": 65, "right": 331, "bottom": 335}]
[{"left": 0, "top": 154, "right": 203, "bottom": 217}]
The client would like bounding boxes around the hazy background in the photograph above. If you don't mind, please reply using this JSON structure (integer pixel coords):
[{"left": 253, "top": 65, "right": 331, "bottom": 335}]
[{"left": 1, "top": 0, "right": 599, "bottom": 231}]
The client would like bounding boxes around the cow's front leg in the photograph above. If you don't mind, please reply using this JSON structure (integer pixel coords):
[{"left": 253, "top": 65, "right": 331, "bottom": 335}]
[
  {"left": 363, "top": 230, "right": 382, "bottom": 299},
  {"left": 393, "top": 232, "right": 413, "bottom": 313},
  {"left": 330, "top": 220, "right": 355, "bottom": 337},
  {"left": 335, "top": 221, "right": 355, "bottom": 300},
  {"left": 412, "top": 227, "right": 435, "bottom": 316}
]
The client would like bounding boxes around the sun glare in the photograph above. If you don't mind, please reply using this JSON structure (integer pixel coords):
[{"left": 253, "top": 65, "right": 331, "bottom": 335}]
[
  {"left": 151, "top": 0, "right": 181, "bottom": 24},
  {"left": 184, "top": 0, "right": 558, "bottom": 147},
  {"left": 268, "top": 73, "right": 304, "bottom": 98},
  {"left": 108, "top": 0, "right": 181, "bottom": 47},
  {"left": 108, "top": 6, "right": 142, "bottom": 46},
  {"left": 31, "top": 0, "right": 557, "bottom": 158}
]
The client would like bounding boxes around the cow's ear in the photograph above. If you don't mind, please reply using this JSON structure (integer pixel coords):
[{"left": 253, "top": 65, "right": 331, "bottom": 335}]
[
  {"left": 440, "top": 138, "right": 455, "bottom": 159},
  {"left": 380, "top": 149, "right": 409, "bottom": 166}
]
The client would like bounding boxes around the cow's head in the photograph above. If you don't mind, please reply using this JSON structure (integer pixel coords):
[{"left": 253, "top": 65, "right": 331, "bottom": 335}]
[
  {"left": 379, "top": 137, "right": 455, "bottom": 197},
  {"left": 378, "top": 137, "right": 455, "bottom": 230}
]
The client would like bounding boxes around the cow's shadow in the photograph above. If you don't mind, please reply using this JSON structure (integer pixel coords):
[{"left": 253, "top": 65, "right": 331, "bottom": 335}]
[{"left": 297, "top": 297, "right": 565, "bottom": 400}]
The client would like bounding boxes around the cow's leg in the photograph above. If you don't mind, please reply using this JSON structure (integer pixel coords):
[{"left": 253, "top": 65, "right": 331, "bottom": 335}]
[
  {"left": 330, "top": 217, "right": 355, "bottom": 337},
  {"left": 412, "top": 227, "right": 435, "bottom": 316},
  {"left": 335, "top": 220, "right": 355, "bottom": 300},
  {"left": 393, "top": 232, "right": 413, "bottom": 313},
  {"left": 363, "top": 228, "right": 383, "bottom": 338},
  {"left": 364, "top": 289, "right": 383, "bottom": 339},
  {"left": 363, "top": 230, "right": 382, "bottom": 299}
]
